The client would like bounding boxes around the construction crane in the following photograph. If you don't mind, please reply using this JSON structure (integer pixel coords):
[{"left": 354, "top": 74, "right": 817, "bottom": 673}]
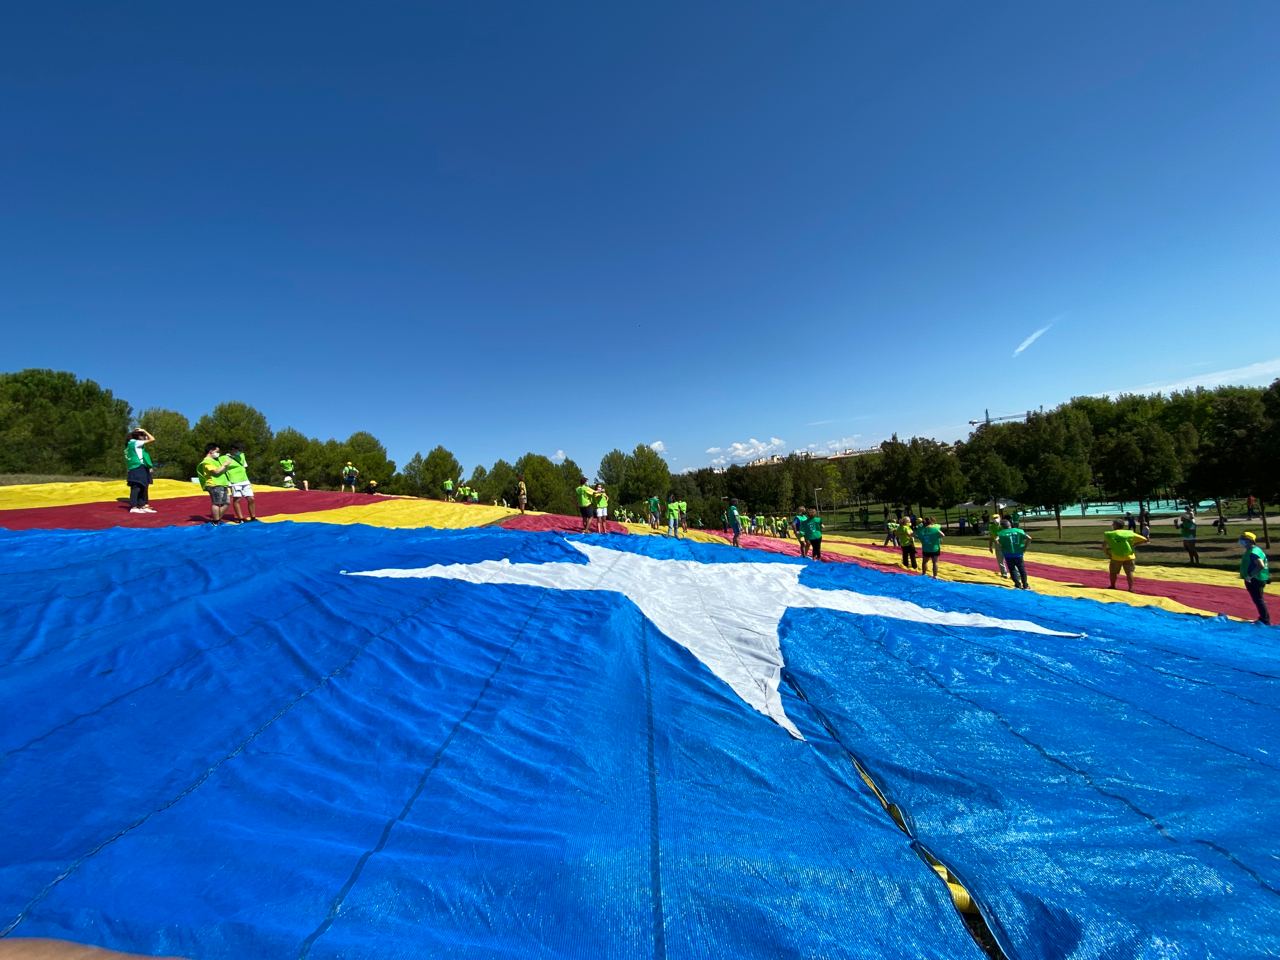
[{"left": 968, "top": 409, "right": 1031, "bottom": 427}]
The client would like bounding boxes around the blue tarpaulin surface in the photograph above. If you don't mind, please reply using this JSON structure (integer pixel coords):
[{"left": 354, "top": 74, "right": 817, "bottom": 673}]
[{"left": 1, "top": 524, "right": 1277, "bottom": 959}]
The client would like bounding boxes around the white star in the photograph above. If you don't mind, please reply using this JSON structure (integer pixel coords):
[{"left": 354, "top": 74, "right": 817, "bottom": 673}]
[{"left": 347, "top": 541, "right": 1078, "bottom": 739}]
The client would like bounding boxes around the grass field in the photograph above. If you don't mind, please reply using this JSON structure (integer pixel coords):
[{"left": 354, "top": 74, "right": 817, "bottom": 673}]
[{"left": 824, "top": 506, "right": 1271, "bottom": 573}]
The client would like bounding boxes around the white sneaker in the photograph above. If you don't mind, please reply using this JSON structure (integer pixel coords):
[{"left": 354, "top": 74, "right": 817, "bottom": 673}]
[
  {"left": 141, "top": 507, "right": 158, "bottom": 513},
  {"left": 129, "top": 507, "right": 147, "bottom": 514}
]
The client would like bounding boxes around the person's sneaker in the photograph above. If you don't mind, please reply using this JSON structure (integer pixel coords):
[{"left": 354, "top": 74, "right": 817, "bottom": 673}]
[
  {"left": 141, "top": 507, "right": 158, "bottom": 513},
  {"left": 129, "top": 507, "right": 147, "bottom": 514}
]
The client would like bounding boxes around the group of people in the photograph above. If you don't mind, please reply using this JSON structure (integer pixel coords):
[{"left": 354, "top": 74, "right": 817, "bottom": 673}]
[{"left": 441, "top": 477, "right": 484, "bottom": 505}]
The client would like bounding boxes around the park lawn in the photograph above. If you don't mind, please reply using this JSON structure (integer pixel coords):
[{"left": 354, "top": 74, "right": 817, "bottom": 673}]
[{"left": 825, "top": 507, "right": 1259, "bottom": 573}]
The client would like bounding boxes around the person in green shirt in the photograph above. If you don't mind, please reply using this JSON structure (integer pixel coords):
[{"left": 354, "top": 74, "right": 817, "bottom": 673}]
[
  {"left": 1239, "top": 531, "right": 1271, "bottom": 625},
  {"left": 726, "top": 498, "right": 741, "bottom": 547},
  {"left": 593, "top": 484, "right": 610, "bottom": 534},
  {"left": 648, "top": 495, "right": 661, "bottom": 529},
  {"left": 793, "top": 506, "right": 809, "bottom": 557},
  {"left": 124, "top": 428, "right": 157, "bottom": 514},
  {"left": 679, "top": 499, "right": 688, "bottom": 532},
  {"left": 1177, "top": 509, "right": 1200, "bottom": 565},
  {"left": 1102, "top": 519, "right": 1148, "bottom": 591},
  {"left": 222, "top": 444, "right": 257, "bottom": 521},
  {"left": 666, "top": 494, "right": 683, "bottom": 539},
  {"left": 996, "top": 517, "right": 1032, "bottom": 590},
  {"left": 576, "top": 476, "right": 595, "bottom": 532},
  {"left": 197, "top": 442, "right": 235, "bottom": 524},
  {"left": 986, "top": 514, "right": 1007, "bottom": 579},
  {"left": 898, "top": 520, "right": 918, "bottom": 571},
  {"left": 341, "top": 462, "right": 359, "bottom": 493},
  {"left": 802, "top": 508, "right": 824, "bottom": 561},
  {"left": 442, "top": 477, "right": 454, "bottom": 502},
  {"left": 916, "top": 517, "right": 945, "bottom": 579}
]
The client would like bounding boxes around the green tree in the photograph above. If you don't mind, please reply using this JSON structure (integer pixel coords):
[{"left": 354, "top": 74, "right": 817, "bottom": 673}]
[
  {"left": 621, "top": 444, "right": 671, "bottom": 507},
  {"left": 875, "top": 435, "right": 920, "bottom": 509},
  {"left": 597, "top": 448, "right": 630, "bottom": 509},
  {"left": 342, "top": 431, "right": 395, "bottom": 488},
  {"left": 914, "top": 440, "right": 966, "bottom": 525},
  {"left": 517, "top": 453, "right": 575, "bottom": 515},
  {"left": 421, "top": 445, "right": 464, "bottom": 499},
  {"left": 137, "top": 407, "right": 199, "bottom": 480},
  {"left": 957, "top": 426, "right": 1024, "bottom": 511},
  {"left": 1017, "top": 410, "right": 1093, "bottom": 536},
  {"left": 192, "top": 402, "right": 273, "bottom": 477},
  {"left": 481, "top": 459, "right": 519, "bottom": 505},
  {"left": 0, "top": 369, "right": 131, "bottom": 475},
  {"left": 1094, "top": 421, "right": 1179, "bottom": 506}
]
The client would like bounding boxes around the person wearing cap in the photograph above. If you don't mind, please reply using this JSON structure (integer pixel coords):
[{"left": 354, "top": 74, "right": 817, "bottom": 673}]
[
  {"left": 986, "top": 513, "right": 1007, "bottom": 579},
  {"left": 575, "top": 476, "right": 595, "bottom": 532},
  {"left": 1102, "top": 519, "right": 1148, "bottom": 591},
  {"left": 1239, "top": 532, "right": 1271, "bottom": 625},
  {"left": 341, "top": 461, "right": 359, "bottom": 493}
]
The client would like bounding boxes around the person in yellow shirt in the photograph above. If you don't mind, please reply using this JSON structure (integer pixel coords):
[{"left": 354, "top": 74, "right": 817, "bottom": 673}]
[{"left": 1102, "top": 519, "right": 1148, "bottom": 591}]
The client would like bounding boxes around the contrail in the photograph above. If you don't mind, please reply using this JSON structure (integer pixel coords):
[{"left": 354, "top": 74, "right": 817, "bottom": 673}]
[{"left": 1013, "top": 323, "right": 1053, "bottom": 357}]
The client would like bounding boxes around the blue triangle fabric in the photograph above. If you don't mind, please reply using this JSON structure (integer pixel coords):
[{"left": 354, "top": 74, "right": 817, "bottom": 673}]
[{"left": 1, "top": 523, "right": 1276, "bottom": 958}]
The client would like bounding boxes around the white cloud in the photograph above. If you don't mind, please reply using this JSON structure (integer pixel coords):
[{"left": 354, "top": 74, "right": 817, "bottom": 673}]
[
  {"left": 706, "top": 436, "right": 787, "bottom": 467},
  {"left": 550, "top": 449, "right": 566, "bottom": 464},
  {"left": 649, "top": 440, "right": 666, "bottom": 454},
  {"left": 807, "top": 418, "right": 836, "bottom": 427},
  {"left": 805, "top": 435, "right": 863, "bottom": 454},
  {"left": 1100, "top": 356, "right": 1280, "bottom": 398},
  {"left": 1013, "top": 322, "right": 1054, "bottom": 357}
]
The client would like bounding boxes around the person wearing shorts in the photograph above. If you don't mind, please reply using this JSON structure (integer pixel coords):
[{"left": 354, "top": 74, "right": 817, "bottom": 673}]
[
  {"left": 517, "top": 475, "right": 527, "bottom": 514},
  {"left": 593, "top": 484, "right": 609, "bottom": 534},
  {"left": 575, "top": 476, "right": 595, "bottom": 532},
  {"left": 197, "top": 443, "right": 234, "bottom": 524},
  {"left": 223, "top": 444, "right": 257, "bottom": 521},
  {"left": 341, "top": 462, "right": 359, "bottom": 492},
  {"left": 124, "top": 428, "right": 157, "bottom": 514},
  {"left": 648, "top": 495, "right": 660, "bottom": 529},
  {"left": 916, "top": 516, "right": 945, "bottom": 578},
  {"left": 1103, "top": 519, "right": 1148, "bottom": 591}
]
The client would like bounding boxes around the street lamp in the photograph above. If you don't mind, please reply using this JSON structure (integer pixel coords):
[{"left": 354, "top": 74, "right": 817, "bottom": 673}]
[{"left": 814, "top": 487, "right": 823, "bottom": 513}]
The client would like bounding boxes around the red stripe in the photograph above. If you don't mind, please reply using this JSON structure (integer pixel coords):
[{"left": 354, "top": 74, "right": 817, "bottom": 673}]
[
  {"left": 0, "top": 490, "right": 386, "bottom": 530},
  {"left": 499, "top": 514, "right": 631, "bottom": 535}
]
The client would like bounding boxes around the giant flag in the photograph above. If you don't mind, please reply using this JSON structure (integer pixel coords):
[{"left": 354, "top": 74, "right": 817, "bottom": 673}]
[{"left": 1, "top": 523, "right": 1277, "bottom": 959}]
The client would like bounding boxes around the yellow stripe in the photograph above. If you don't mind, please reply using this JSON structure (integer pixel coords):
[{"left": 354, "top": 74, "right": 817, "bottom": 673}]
[
  {"left": 819, "top": 539, "right": 1215, "bottom": 617},
  {"left": 0, "top": 479, "right": 299, "bottom": 510},
  {"left": 822, "top": 532, "right": 1242, "bottom": 588},
  {"left": 258, "top": 498, "right": 515, "bottom": 529}
]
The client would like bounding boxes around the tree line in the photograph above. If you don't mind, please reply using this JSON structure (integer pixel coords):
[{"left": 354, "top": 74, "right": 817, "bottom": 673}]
[{"left": 2, "top": 369, "right": 1278, "bottom": 538}]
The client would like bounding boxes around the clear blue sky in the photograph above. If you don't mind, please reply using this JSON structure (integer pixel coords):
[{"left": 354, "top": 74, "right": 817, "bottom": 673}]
[{"left": 4, "top": 2, "right": 1279, "bottom": 475}]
